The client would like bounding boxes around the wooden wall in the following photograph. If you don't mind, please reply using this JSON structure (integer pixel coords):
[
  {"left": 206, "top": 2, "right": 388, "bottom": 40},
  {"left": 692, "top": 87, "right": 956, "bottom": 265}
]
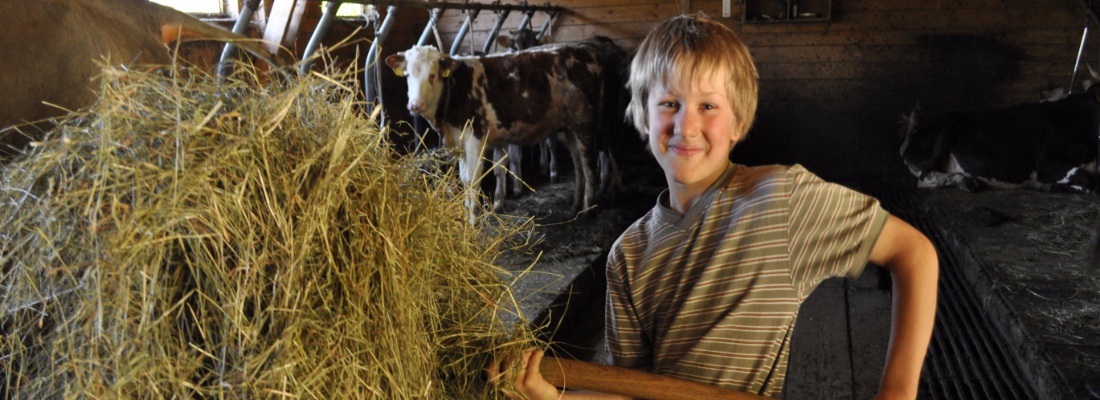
[{"left": 297, "top": 0, "right": 1096, "bottom": 182}]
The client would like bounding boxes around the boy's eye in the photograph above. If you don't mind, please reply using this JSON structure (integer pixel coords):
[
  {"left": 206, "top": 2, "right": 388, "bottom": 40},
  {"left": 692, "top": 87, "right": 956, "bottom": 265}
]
[
  {"left": 658, "top": 101, "right": 679, "bottom": 109},
  {"left": 702, "top": 104, "right": 717, "bottom": 110}
]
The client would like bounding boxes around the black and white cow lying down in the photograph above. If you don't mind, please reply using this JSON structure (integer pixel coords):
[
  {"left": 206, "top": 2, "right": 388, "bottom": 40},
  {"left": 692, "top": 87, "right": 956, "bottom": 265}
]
[
  {"left": 900, "top": 85, "right": 1100, "bottom": 193},
  {"left": 385, "top": 37, "right": 625, "bottom": 221}
]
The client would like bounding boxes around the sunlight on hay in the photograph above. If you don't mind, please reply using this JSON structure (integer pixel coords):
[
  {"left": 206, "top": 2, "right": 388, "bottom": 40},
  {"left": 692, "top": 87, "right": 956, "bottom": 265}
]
[{"left": 0, "top": 61, "right": 538, "bottom": 398}]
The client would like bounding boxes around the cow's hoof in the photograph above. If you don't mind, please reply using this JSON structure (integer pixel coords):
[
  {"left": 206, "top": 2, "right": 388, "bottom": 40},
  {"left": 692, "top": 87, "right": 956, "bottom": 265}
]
[{"left": 958, "top": 178, "right": 984, "bottom": 193}]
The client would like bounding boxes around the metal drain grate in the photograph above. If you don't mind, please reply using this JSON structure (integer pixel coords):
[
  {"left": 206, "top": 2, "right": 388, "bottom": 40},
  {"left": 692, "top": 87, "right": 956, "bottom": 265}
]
[{"left": 861, "top": 183, "right": 1040, "bottom": 400}]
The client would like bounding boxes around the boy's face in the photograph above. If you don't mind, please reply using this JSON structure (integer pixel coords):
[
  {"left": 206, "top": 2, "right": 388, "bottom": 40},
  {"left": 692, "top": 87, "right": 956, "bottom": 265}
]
[{"left": 646, "top": 70, "right": 742, "bottom": 197}]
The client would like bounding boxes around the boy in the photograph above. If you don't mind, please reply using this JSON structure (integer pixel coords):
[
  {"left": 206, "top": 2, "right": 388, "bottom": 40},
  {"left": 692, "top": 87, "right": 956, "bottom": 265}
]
[{"left": 491, "top": 14, "right": 938, "bottom": 399}]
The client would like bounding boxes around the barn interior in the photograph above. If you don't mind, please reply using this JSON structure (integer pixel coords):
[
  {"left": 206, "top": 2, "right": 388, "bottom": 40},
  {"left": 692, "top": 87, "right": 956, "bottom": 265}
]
[{"left": 4, "top": 0, "right": 1100, "bottom": 398}]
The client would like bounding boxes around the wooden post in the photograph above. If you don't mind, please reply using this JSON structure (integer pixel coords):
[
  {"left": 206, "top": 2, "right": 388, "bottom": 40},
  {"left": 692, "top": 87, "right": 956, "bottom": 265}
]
[{"left": 262, "top": 0, "right": 308, "bottom": 55}]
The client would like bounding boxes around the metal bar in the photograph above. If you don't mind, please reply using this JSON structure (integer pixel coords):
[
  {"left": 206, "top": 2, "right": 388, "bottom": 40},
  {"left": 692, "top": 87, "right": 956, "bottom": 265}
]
[
  {"left": 449, "top": 9, "right": 480, "bottom": 56},
  {"left": 417, "top": 9, "right": 443, "bottom": 46},
  {"left": 329, "top": 0, "right": 562, "bottom": 13},
  {"left": 1071, "top": 24, "right": 1089, "bottom": 93},
  {"left": 1080, "top": 0, "right": 1100, "bottom": 26},
  {"left": 482, "top": 9, "right": 511, "bottom": 54},
  {"left": 365, "top": 6, "right": 400, "bottom": 111},
  {"left": 534, "top": 10, "right": 557, "bottom": 42},
  {"left": 300, "top": 1, "right": 343, "bottom": 75},
  {"left": 517, "top": 10, "right": 535, "bottom": 31},
  {"left": 217, "top": 0, "right": 263, "bottom": 78}
]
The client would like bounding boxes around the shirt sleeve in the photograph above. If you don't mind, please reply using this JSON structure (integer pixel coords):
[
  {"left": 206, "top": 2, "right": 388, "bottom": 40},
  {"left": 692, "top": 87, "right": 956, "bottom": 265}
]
[{"left": 786, "top": 165, "right": 889, "bottom": 300}]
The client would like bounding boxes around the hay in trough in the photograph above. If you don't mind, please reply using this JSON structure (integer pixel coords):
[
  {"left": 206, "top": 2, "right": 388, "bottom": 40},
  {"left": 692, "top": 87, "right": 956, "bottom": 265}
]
[{"left": 0, "top": 62, "right": 537, "bottom": 398}]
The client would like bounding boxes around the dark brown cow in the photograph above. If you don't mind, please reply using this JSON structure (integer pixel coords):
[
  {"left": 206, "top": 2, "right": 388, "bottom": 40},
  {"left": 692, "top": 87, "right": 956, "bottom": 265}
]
[
  {"left": 899, "top": 85, "right": 1100, "bottom": 193},
  {"left": 385, "top": 37, "right": 625, "bottom": 222},
  {"left": 0, "top": 0, "right": 278, "bottom": 158}
]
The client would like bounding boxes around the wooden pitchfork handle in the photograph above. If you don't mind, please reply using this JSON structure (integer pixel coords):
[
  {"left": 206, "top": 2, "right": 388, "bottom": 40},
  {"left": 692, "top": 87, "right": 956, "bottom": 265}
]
[{"left": 538, "top": 356, "right": 773, "bottom": 400}]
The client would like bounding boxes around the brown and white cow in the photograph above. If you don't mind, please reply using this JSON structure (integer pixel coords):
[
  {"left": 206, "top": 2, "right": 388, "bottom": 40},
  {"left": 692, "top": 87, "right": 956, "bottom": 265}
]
[
  {"left": 385, "top": 37, "right": 625, "bottom": 221},
  {"left": 489, "top": 28, "right": 545, "bottom": 206},
  {"left": 496, "top": 29, "right": 621, "bottom": 194},
  {"left": 0, "top": 0, "right": 279, "bottom": 159}
]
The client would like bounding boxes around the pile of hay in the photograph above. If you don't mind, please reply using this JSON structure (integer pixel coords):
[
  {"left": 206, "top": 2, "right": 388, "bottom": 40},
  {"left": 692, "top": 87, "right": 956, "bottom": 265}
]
[{"left": 0, "top": 64, "right": 535, "bottom": 398}]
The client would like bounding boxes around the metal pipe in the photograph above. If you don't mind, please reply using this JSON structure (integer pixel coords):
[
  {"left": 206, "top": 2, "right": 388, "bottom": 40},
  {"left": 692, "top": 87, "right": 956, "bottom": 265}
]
[
  {"left": 217, "top": 0, "right": 263, "bottom": 78},
  {"left": 332, "top": 0, "right": 561, "bottom": 14},
  {"left": 365, "top": 6, "right": 400, "bottom": 111},
  {"left": 300, "top": 1, "right": 343, "bottom": 75},
  {"left": 517, "top": 10, "right": 535, "bottom": 31},
  {"left": 1069, "top": 25, "right": 1086, "bottom": 92},
  {"left": 417, "top": 9, "right": 443, "bottom": 46},
  {"left": 449, "top": 10, "right": 480, "bottom": 56},
  {"left": 534, "top": 10, "right": 557, "bottom": 42},
  {"left": 482, "top": 9, "right": 511, "bottom": 54}
]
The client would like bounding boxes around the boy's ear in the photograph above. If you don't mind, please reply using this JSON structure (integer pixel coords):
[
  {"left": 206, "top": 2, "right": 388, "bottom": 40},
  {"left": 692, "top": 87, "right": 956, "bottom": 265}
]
[{"left": 731, "top": 121, "right": 746, "bottom": 143}]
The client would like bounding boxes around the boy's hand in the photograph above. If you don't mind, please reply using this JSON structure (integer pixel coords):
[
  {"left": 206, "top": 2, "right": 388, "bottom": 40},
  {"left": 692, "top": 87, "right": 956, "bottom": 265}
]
[{"left": 487, "top": 348, "right": 561, "bottom": 400}]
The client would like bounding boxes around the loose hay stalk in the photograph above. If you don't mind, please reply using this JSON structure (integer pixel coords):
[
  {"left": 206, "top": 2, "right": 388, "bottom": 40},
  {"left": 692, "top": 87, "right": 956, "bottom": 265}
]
[{"left": 0, "top": 62, "right": 536, "bottom": 398}]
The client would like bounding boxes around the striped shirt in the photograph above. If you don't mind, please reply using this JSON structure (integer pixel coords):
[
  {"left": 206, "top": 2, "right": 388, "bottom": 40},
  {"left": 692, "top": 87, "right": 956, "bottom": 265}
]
[{"left": 606, "top": 163, "right": 889, "bottom": 397}]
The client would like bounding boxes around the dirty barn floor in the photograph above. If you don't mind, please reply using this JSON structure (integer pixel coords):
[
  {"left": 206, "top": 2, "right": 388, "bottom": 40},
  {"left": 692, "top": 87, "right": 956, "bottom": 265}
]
[{"left": 495, "top": 154, "right": 1100, "bottom": 399}]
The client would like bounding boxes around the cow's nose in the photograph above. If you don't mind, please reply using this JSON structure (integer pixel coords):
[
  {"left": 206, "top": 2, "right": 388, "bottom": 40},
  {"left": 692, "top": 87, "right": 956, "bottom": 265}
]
[{"left": 407, "top": 101, "right": 422, "bottom": 115}]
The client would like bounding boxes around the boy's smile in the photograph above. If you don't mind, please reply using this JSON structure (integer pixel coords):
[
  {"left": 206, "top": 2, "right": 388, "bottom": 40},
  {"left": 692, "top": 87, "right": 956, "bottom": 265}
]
[{"left": 647, "top": 69, "right": 742, "bottom": 212}]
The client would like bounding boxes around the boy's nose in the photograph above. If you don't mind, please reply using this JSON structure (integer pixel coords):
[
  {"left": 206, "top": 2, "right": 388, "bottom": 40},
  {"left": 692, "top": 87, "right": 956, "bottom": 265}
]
[{"left": 675, "top": 111, "right": 701, "bottom": 137}]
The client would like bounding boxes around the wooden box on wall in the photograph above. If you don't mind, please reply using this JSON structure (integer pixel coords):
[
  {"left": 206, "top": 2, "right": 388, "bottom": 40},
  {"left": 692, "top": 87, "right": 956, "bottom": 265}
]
[{"left": 742, "top": 0, "right": 830, "bottom": 23}]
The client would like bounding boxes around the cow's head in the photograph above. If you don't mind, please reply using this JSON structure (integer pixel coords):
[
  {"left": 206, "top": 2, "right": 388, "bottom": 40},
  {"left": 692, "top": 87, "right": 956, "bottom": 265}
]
[
  {"left": 497, "top": 28, "right": 540, "bottom": 52},
  {"left": 384, "top": 46, "right": 458, "bottom": 119}
]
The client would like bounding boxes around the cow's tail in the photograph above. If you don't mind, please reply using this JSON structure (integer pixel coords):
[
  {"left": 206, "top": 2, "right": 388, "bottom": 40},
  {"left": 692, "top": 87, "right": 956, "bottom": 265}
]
[{"left": 146, "top": 1, "right": 287, "bottom": 72}]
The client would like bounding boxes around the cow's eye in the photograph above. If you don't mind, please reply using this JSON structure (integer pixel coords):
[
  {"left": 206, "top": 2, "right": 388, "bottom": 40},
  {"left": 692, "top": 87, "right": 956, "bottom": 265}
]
[{"left": 429, "top": 73, "right": 436, "bottom": 84}]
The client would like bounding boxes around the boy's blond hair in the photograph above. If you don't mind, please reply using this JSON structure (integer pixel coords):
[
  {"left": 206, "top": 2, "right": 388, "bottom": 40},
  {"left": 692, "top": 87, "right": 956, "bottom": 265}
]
[{"left": 626, "top": 14, "right": 759, "bottom": 141}]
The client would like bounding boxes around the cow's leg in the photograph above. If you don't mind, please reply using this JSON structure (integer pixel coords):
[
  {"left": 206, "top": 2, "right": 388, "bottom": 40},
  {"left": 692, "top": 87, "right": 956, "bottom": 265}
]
[
  {"left": 508, "top": 144, "right": 524, "bottom": 197},
  {"left": 1037, "top": 149, "right": 1098, "bottom": 192},
  {"left": 1048, "top": 166, "right": 1097, "bottom": 193},
  {"left": 562, "top": 128, "right": 600, "bottom": 215},
  {"left": 597, "top": 150, "right": 622, "bottom": 198},
  {"left": 951, "top": 173, "right": 985, "bottom": 192},
  {"left": 541, "top": 137, "right": 560, "bottom": 183},
  {"left": 461, "top": 135, "right": 487, "bottom": 224},
  {"left": 492, "top": 146, "right": 508, "bottom": 212},
  {"left": 539, "top": 140, "right": 551, "bottom": 180},
  {"left": 555, "top": 131, "right": 585, "bottom": 213}
]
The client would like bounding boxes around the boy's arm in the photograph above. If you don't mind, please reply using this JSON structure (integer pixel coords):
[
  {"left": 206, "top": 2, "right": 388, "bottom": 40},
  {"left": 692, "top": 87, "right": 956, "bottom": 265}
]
[{"left": 867, "top": 215, "right": 939, "bottom": 400}]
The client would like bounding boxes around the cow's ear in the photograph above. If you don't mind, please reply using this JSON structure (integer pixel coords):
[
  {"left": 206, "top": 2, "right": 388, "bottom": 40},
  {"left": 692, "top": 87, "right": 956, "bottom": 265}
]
[
  {"left": 385, "top": 54, "right": 406, "bottom": 77},
  {"left": 497, "top": 34, "right": 514, "bottom": 50},
  {"left": 440, "top": 58, "right": 458, "bottom": 78}
]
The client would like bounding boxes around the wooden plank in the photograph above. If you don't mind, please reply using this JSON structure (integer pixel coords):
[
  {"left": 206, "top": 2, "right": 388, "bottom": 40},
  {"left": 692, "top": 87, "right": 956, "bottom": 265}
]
[
  {"left": 843, "top": 0, "right": 1077, "bottom": 12},
  {"left": 752, "top": 44, "right": 865, "bottom": 63},
  {"left": 756, "top": 62, "right": 864, "bottom": 81},
  {"left": 786, "top": 278, "right": 855, "bottom": 398},
  {"left": 262, "top": 0, "right": 307, "bottom": 54},
  {"left": 836, "top": 8, "right": 1080, "bottom": 31}
]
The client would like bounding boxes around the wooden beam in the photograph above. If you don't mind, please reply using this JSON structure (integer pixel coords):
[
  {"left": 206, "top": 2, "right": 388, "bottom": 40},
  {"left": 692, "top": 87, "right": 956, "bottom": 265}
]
[{"left": 262, "top": 0, "right": 308, "bottom": 54}]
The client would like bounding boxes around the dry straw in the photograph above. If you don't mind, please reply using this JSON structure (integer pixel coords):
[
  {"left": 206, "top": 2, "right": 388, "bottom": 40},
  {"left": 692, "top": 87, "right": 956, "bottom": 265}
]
[{"left": 0, "top": 58, "right": 537, "bottom": 398}]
